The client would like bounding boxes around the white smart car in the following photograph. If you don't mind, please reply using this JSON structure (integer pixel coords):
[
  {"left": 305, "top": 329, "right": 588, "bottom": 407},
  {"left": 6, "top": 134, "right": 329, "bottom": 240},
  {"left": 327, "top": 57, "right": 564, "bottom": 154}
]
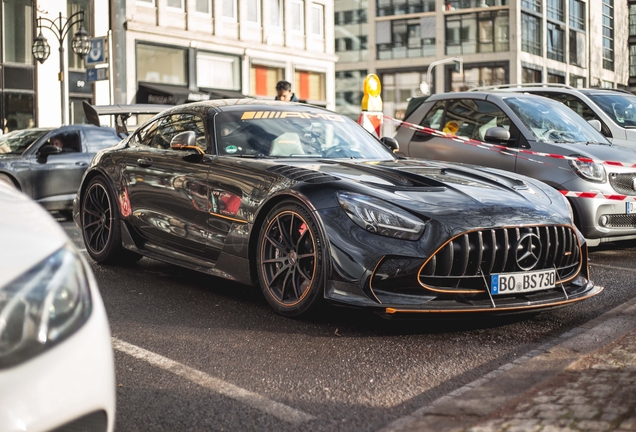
[{"left": 0, "top": 184, "right": 115, "bottom": 432}]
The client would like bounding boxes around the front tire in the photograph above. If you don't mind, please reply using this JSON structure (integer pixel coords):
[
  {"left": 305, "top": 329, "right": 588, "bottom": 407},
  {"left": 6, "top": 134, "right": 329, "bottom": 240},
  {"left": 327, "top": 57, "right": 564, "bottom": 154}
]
[
  {"left": 81, "top": 176, "right": 142, "bottom": 264},
  {"left": 256, "top": 201, "right": 325, "bottom": 317}
]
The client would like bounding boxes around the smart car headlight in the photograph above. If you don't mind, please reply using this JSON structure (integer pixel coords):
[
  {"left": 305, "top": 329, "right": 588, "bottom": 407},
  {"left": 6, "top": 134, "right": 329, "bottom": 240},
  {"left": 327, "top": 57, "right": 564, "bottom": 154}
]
[
  {"left": 337, "top": 192, "right": 426, "bottom": 241},
  {"left": 0, "top": 245, "right": 91, "bottom": 368},
  {"left": 568, "top": 158, "right": 606, "bottom": 183}
]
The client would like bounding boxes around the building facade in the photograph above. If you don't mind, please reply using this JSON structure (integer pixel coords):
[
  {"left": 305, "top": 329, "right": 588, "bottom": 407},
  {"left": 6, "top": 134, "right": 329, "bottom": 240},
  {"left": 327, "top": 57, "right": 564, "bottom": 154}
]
[{"left": 335, "top": 0, "right": 630, "bottom": 132}]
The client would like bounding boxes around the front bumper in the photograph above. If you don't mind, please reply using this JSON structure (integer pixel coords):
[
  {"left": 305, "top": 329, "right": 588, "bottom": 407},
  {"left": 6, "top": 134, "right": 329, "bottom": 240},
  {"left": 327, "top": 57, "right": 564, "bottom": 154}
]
[
  {"left": 0, "top": 257, "right": 115, "bottom": 432},
  {"left": 569, "top": 196, "right": 636, "bottom": 245}
]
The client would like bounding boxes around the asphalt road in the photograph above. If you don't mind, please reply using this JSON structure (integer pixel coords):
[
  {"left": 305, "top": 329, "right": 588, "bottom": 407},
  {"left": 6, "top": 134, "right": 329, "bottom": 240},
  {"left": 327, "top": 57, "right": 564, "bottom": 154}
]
[{"left": 60, "top": 221, "right": 636, "bottom": 432}]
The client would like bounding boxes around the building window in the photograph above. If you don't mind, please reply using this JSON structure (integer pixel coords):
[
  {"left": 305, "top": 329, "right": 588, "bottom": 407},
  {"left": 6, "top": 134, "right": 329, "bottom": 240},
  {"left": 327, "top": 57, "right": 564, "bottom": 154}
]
[
  {"left": 2, "top": 0, "right": 33, "bottom": 64},
  {"left": 630, "top": 5, "right": 636, "bottom": 37},
  {"left": 294, "top": 70, "right": 326, "bottom": 101},
  {"left": 67, "top": 0, "right": 90, "bottom": 70},
  {"left": 246, "top": 0, "right": 261, "bottom": 23},
  {"left": 377, "top": 17, "right": 436, "bottom": 59},
  {"left": 522, "top": 67, "right": 541, "bottom": 83},
  {"left": 223, "top": 0, "right": 237, "bottom": 20},
  {"left": 311, "top": 4, "right": 324, "bottom": 36},
  {"left": 450, "top": 64, "right": 507, "bottom": 92},
  {"left": 196, "top": 0, "right": 212, "bottom": 14},
  {"left": 335, "top": 8, "right": 367, "bottom": 25},
  {"left": 290, "top": 0, "right": 304, "bottom": 32},
  {"left": 137, "top": 44, "right": 187, "bottom": 85},
  {"left": 197, "top": 52, "right": 241, "bottom": 90},
  {"left": 336, "top": 70, "right": 367, "bottom": 119},
  {"left": 167, "top": 0, "right": 184, "bottom": 10},
  {"left": 569, "top": 0, "right": 585, "bottom": 30},
  {"left": 3, "top": 93, "right": 34, "bottom": 132},
  {"left": 521, "top": 0, "right": 541, "bottom": 13},
  {"left": 444, "top": 0, "right": 508, "bottom": 11},
  {"left": 602, "top": 0, "right": 614, "bottom": 70},
  {"left": 630, "top": 45, "right": 636, "bottom": 77},
  {"left": 250, "top": 64, "right": 283, "bottom": 97},
  {"left": 445, "top": 11, "right": 508, "bottom": 55},
  {"left": 547, "top": 0, "right": 564, "bottom": 22},
  {"left": 521, "top": 13, "right": 541, "bottom": 55},
  {"left": 547, "top": 73, "right": 565, "bottom": 84},
  {"left": 569, "top": 29, "right": 585, "bottom": 66},
  {"left": 570, "top": 74, "right": 586, "bottom": 88},
  {"left": 601, "top": 80, "right": 613, "bottom": 88},
  {"left": 376, "top": 0, "right": 435, "bottom": 16},
  {"left": 270, "top": 0, "right": 282, "bottom": 26},
  {"left": 547, "top": 23, "right": 564, "bottom": 62}
]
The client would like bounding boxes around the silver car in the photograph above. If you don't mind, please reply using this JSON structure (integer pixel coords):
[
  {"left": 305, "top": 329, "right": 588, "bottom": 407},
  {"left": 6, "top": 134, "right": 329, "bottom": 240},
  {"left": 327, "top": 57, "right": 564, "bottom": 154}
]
[{"left": 394, "top": 91, "right": 636, "bottom": 247}]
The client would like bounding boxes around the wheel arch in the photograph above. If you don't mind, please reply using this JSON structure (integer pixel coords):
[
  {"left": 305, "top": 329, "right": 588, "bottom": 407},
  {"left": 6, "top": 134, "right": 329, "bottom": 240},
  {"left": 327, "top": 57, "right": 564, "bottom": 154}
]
[
  {"left": 0, "top": 171, "right": 21, "bottom": 190},
  {"left": 247, "top": 191, "right": 331, "bottom": 288}
]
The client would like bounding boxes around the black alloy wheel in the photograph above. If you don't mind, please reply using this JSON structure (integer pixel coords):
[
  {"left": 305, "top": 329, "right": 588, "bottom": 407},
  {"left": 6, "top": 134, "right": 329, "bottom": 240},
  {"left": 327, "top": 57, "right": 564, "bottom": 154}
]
[
  {"left": 257, "top": 201, "right": 325, "bottom": 316},
  {"left": 81, "top": 176, "right": 141, "bottom": 264}
]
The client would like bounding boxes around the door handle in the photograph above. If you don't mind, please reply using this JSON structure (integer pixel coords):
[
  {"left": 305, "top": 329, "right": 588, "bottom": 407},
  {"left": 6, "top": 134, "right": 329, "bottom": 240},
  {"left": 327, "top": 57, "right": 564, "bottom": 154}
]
[
  {"left": 75, "top": 161, "right": 88, "bottom": 166},
  {"left": 137, "top": 157, "right": 153, "bottom": 167}
]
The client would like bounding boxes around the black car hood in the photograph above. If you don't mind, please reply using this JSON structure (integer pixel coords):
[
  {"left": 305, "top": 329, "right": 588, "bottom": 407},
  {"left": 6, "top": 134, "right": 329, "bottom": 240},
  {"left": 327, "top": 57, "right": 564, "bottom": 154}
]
[{"left": 274, "top": 158, "right": 570, "bottom": 227}]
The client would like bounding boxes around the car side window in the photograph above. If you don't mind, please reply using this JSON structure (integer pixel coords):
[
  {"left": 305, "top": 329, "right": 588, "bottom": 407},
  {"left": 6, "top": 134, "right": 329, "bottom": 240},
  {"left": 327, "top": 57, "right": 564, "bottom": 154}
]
[
  {"left": 46, "top": 131, "right": 82, "bottom": 153},
  {"left": 419, "top": 101, "right": 446, "bottom": 130},
  {"left": 443, "top": 99, "right": 513, "bottom": 141},
  {"left": 130, "top": 119, "right": 160, "bottom": 148},
  {"left": 152, "top": 114, "right": 207, "bottom": 151},
  {"left": 83, "top": 128, "right": 122, "bottom": 152},
  {"left": 535, "top": 92, "right": 599, "bottom": 122}
]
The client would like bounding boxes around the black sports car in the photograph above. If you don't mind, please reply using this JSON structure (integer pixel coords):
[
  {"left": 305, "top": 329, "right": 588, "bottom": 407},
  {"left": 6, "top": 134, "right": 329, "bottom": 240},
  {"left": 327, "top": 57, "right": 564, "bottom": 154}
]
[{"left": 73, "top": 99, "right": 602, "bottom": 317}]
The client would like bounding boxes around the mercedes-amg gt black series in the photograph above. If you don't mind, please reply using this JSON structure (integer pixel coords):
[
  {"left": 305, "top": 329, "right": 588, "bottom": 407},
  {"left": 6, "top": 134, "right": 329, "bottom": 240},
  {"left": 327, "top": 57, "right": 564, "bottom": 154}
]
[{"left": 73, "top": 99, "right": 602, "bottom": 317}]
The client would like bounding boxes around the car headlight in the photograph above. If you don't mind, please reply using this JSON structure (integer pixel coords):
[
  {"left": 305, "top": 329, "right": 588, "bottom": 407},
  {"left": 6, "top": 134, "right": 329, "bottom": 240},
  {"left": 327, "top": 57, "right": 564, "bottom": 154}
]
[
  {"left": 0, "top": 245, "right": 92, "bottom": 368},
  {"left": 568, "top": 158, "right": 606, "bottom": 183},
  {"left": 337, "top": 192, "right": 426, "bottom": 241}
]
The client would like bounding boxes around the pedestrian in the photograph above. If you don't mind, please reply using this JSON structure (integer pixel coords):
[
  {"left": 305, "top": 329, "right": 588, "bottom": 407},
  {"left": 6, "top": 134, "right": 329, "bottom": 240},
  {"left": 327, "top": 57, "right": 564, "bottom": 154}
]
[{"left": 275, "top": 80, "right": 298, "bottom": 102}]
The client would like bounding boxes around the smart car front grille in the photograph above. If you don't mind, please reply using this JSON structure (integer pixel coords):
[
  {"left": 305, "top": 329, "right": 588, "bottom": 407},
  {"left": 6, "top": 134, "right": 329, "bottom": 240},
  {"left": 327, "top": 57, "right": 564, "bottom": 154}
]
[
  {"left": 603, "top": 214, "right": 636, "bottom": 228},
  {"left": 266, "top": 165, "right": 339, "bottom": 184},
  {"left": 419, "top": 226, "right": 581, "bottom": 293},
  {"left": 609, "top": 173, "right": 636, "bottom": 196}
]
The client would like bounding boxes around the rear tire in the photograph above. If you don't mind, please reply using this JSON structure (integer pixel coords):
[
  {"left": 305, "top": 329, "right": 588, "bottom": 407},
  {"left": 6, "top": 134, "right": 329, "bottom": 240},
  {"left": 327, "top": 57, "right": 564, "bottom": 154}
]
[
  {"left": 256, "top": 200, "right": 326, "bottom": 317},
  {"left": 81, "top": 176, "right": 142, "bottom": 264}
]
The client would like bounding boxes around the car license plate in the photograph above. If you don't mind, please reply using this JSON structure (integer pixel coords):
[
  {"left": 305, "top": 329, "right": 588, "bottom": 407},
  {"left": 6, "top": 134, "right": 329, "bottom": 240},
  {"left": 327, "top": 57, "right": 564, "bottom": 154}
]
[
  {"left": 490, "top": 269, "right": 556, "bottom": 295},
  {"left": 627, "top": 202, "right": 636, "bottom": 214}
]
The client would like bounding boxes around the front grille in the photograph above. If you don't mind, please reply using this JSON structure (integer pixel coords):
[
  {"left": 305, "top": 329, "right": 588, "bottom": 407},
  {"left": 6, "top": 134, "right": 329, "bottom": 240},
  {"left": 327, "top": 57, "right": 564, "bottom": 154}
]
[
  {"left": 50, "top": 410, "right": 108, "bottom": 432},
  {"left": 266, "top": 165, "right": 339, "bottom": 184},
  {"left": 609, "top": 173, "right": 636, "bottom": 195},
  {"left": 419, "top": 226, "right": 581, "bottom": 292},
  {"left": 604, "top": 214, "right": 636, "bottom": 228}
]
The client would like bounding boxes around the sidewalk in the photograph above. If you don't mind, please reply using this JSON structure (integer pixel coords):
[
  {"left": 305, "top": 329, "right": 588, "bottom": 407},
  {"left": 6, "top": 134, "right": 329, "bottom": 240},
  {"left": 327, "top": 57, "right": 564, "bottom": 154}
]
[{"left": 382, "top": 297, "right": 636, "bottom": 432}]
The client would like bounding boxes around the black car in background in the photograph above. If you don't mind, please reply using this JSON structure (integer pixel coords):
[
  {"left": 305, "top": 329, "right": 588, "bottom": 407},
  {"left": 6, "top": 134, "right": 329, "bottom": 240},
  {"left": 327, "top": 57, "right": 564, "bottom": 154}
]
[
  {"left": 72, "top": 99, "right": 601, "bottom": 317},
  {"left": 0, "top": 125, "right": 121, "bottom": 216}
]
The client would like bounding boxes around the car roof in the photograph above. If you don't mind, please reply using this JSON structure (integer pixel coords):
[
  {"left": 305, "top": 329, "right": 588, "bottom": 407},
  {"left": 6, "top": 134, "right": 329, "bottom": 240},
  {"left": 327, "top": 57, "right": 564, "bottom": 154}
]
[
  {"left": 152, "top": 98, "right": 332, "bottom": 115},
  {"left": 467, "top": 84, "right": 633, "bottom": 97}
]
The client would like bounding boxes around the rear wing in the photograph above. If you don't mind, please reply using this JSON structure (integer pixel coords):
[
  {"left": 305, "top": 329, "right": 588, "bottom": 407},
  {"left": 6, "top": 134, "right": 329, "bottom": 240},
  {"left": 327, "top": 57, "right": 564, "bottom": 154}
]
[{"left": 83, "top": 101, "right": 172, "bottom": 136}]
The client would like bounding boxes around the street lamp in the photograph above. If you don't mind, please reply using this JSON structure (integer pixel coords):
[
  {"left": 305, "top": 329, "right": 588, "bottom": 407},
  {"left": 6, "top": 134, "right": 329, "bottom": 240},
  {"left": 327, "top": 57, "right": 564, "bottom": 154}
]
[{"left": 31, "top": 11, "right": 91, "bottom": 125}]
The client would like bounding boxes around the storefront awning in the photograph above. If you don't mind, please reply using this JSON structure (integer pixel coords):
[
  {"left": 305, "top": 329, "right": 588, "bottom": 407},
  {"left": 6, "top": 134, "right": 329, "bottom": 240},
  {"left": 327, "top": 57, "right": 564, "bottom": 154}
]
[{"left": 136, "top": 82, "right": 247, "bottom": 105}]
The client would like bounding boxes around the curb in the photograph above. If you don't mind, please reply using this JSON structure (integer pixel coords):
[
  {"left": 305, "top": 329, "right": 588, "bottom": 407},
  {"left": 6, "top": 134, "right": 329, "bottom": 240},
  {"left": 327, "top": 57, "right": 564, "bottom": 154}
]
[{"left": 379, "top": 296, "right": 636, "bottom": 432}]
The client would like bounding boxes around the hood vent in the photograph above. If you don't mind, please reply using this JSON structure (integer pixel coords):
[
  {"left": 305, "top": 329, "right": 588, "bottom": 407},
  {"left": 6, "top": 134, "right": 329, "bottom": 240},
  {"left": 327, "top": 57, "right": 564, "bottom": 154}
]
[{"left": 266, "top": 165, "right": 339, "bottom": 184}]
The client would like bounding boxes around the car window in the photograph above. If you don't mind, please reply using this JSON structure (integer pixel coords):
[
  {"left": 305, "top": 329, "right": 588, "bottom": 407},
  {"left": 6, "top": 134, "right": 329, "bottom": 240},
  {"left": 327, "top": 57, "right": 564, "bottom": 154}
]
[
  {"left": 129, "top": 118, "right": 160, "bottom": 148},
  {"left": 533, "top": 92, "right": 598, "bottom": 121},
  {"left": 214, "top": 110, "right": 395, "bottom": 160},
  {"left": 0, "top": 129, "right": 49, "bottom": 155},
  {"left": 419, "top": 101, "right": 445, "bottom": 130},
  {"left": 152, "top": 114, "right": 207, "bottom": 151},
  {"left": 83, "top": 128, "right": 121, "bottom": 152},
  {"left": 45, "top": 131, "right": 82, "bottom": 153},
  {"left": 503, "top": 96, "right": 610, "bottom": 144},
  {"left": 586, "top": 93, "right": 636, "bottom": 128},
  {"left": 442, "top": 99, "right": 512, "bottom": 141}
]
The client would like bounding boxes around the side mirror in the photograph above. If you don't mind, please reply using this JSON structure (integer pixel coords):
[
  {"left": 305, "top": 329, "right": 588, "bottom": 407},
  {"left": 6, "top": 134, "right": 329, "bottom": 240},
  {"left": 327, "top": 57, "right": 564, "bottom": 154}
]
[
  {"left": 170, "top": 131, "right": 203, "bottom": 154},
  {"left": 39, "top": 145, "right": 62, "bottom": 156},
  {"left": 483, "top": 127, "right": 511, "bottom": 144},
  {"left": 380, "top": 136, "right": 399, "bottom": 152},
  {"left": 588, "top": 119, "right": 602, "bottom": 132}
]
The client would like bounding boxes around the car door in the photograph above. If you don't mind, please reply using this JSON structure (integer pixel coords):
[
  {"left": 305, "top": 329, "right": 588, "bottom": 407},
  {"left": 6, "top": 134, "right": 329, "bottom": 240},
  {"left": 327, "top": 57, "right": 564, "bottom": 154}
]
[
  {"left": 29, "top": 129, "right": 88, "bottom": 208},
  {"left": 406, "top": 98, "right": 517, "bottom": 172},
  {"left": 124, "top": 113, "right": 211, "bottom": 258}
]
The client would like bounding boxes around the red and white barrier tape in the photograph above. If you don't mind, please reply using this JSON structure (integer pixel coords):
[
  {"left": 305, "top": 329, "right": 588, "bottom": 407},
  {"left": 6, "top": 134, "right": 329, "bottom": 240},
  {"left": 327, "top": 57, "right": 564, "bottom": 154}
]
[
  {"left": 385, "top": 116, "right": 636, "bottom": 169},
  {"left": 559, "top": 190, "right": 636, "bottom": 202}
]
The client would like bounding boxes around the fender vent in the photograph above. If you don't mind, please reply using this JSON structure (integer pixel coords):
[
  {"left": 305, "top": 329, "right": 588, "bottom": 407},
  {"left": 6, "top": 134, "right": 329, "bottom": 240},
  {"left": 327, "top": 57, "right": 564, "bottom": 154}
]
[{"left": 266, "top": 165, "right": 339, "bottom": 184}]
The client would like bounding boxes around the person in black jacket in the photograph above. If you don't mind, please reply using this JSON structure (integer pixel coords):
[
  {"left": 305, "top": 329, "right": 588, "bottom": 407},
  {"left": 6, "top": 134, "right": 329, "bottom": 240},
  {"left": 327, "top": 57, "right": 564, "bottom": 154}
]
[{"left": 275, "top": 80, "right": 298, "bottom": 102}]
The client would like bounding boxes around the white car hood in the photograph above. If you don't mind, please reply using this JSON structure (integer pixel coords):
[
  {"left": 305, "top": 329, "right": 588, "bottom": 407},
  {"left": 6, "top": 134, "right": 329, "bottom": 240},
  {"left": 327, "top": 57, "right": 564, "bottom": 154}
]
[{"left": 0, "top": 184, "right": 68, "bottom": 286}]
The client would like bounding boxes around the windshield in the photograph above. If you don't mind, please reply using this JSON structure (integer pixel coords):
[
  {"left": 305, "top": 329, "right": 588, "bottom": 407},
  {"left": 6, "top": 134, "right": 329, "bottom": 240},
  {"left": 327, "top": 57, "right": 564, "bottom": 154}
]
[
  {"left": 0, "top": 129, "right": 50, "bottom": 155},
  {"left": 586, "top": 93, "right": 636, "bottom": 128},
  {"left": 503, "top": 96, "right": 610, "bottom": 144},
  {"left": 214, "top": 110, "right": 395, "bottom": 160}
]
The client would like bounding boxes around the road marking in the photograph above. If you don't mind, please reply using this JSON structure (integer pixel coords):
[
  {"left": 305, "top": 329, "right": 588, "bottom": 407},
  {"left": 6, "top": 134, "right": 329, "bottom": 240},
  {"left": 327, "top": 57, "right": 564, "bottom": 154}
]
[
  {"left": 111, "top": 338, "right": 315, "bottom": 424},
  {"left": 591, "top": 263, "right": 636, "bottom": 273}
]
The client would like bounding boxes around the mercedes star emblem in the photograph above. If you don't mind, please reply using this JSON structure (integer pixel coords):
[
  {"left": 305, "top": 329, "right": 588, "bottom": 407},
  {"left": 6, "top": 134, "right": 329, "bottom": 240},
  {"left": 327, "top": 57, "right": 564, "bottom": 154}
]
[{"left": 516, "top": 233, "right": 542, "bottom": 271}]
